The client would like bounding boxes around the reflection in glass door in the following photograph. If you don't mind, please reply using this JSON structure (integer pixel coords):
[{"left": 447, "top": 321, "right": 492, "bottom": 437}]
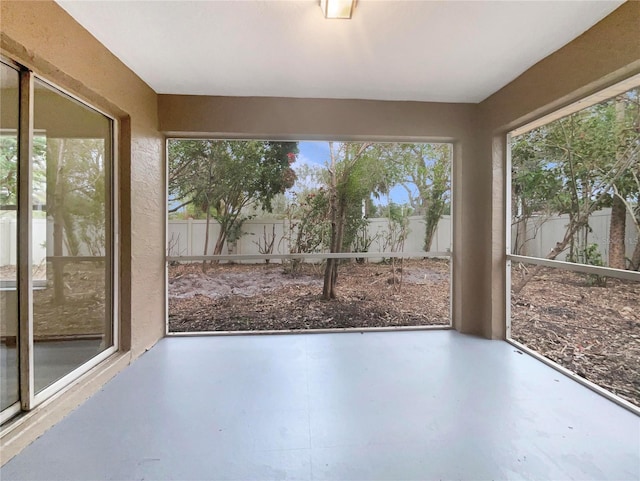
[
  {"left": 0, "top": 62, "right": 20, "bottom": 414},
  {"left": 32, "top": 80, "right": 113, "bottom": 395},
  {"left": 1, "top": 60, "right": 115, "bottom": 421}
]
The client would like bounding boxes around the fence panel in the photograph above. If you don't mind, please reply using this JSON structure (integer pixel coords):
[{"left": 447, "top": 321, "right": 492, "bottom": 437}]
[{"left": 510, "top": 208, "right": 638, "bottom": 262}]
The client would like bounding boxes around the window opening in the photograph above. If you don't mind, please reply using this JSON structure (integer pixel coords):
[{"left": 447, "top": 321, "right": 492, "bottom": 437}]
[
  {"left": 507, "top": 82, "right": 640, "bottom": 409},
  {"left": 166, "top": 140, "right": 453, "bottom": 333}
]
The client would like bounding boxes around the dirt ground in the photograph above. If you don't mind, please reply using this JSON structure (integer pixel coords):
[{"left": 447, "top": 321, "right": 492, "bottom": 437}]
[
  {"left": 510, "top": 265, "right": 639, "bottom": 407},
  {"left": 169, "top": 259, "right": 451, "bottom": 332},
  {"left": 169, "top": 259, "right": 639, "bottom": 407}
]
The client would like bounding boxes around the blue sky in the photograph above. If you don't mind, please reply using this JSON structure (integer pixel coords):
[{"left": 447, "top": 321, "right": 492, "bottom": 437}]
[{"left": 296, "top": 141, "right": 412, "bottom": 205}]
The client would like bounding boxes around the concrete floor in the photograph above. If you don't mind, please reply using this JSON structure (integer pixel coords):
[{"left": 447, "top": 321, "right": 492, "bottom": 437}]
[{"left": 1, "top": 330, "right": 639, "bottom": 480}]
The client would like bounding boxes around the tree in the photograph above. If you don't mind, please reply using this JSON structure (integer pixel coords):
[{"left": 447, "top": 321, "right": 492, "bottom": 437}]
[
  {"left": 0, "top": 136, "right": 46, "bottom": 208},
  {"left": 379, "top": 143, "right": 451, "bottom": 252},
  {"left": 282, "top": 188, "right": 330, "bottom": 274},
  {"left": 608, "top": 91, "right": 640, "bottom": 269},
  {"left": 511, "top": 131, "right": 563, "bottom": 255},
  {"left": 614, "top": 159, "right": 640, "bottom": 270},
  {"left": 168, "top": 140, "right": 298, "bottom": 264},
  {"left": 534, "top": 90, "right": 639, "bottom": 268},
  {"left": 511, "top": 87, "right": 640, "bottom": 292},
  {"left": 322, "top": 142, "right": 392, "bottom": 300},
  {"left": 283, "top": 163, "right": 331, "bottom": 260},
  {"left": 39, "top": 137, "right": 107, "bottom": 303}
]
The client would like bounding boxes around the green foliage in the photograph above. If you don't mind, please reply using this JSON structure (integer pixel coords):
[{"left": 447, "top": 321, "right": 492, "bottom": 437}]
[
  {"left": 377, "top": 143, "right": 451, "bottom": 251},
  {"left": 377, "top": 202, "right": 414, "bottom": 221},
  {"left": 34, "top": 137, "right": 107, "bottom": 257},
  {"left": 281, "top": 189, "right": 330, "bottom": 274},
  {"left": 0, "top": 136, "right": 18, "bottom": 207},
  {"left": 351, "top": 223, "right": 380, "bottom": 260},
  {"left": 168, "top": 139, "right": 298, "bottom": 255},
  {"left": 322, "top": 142, "right": 398, "bottom": 299},
  {"left": 326, "top": 142, "right": 398, "bottom": 249},
  {"left": 570, "top": 242, "right": 603, "bottom": 266},
  {"left": 65, "top": 139, "right": 107, "bottom": 255},
  {"left": 0, "top": 135, "right": 107, "bottom": 256},
  {"left": 285, "top": 189, "right": 330, "bottom": 255},
  {"left": 381, "top": 203, "right": 411, "bottom": 257},
  {"left": 569, "top": 243, "right": 607, "bottom": 287},
  {"left": 0, "top": 136, "right": 47, "bottom": 208},
  {"left": 511, "top": 87, "right": 640, "bottom": 267},
  {"left": 511, "top": 132, "right": 563, "bottom": 217}
]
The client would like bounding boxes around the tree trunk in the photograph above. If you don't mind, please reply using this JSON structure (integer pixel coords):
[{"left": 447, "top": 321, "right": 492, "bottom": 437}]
[
  {"left": 630, "top": 241, "right": 640, "bottom": 271},
  {"left": 49, "top": 140, "right": 66, "bottom": 305},
  {"left": 424, "top": 223, "right": 436, "bottom": 253},
  {"left": 202, "top": 206, "right": 211, "bottom": 272},
  {"left": 512, "top": 214, "right": 589, "bottom": 294},
  {"left": 323, "top": 258, "right": 336, "bottom": 300},
  {"left": 568, "top": 213, "right": 576, "bottom": 262},
  {"left": 515, "top": 217, "right": 528, "bottom": 256},
  {"left": 323, "top": 148, "right": 338, "bottom": 300},
  {"left": 212, "top": 224, "right": 227, "bottom": 256},
  {"left": 608, "top": 195, "right": 627, "bottom": 269},
  {"left": 609, "top": 96, "right": 629, "bottom": 270},
  {"left": 324, "top": 218, "right": 345, "bottom": 300},
  {"left": 323, "top": 206, "right": 339, "bottom": 300},
  {"left": 513, "top": 111, "right": 639, "bottom": 292}
]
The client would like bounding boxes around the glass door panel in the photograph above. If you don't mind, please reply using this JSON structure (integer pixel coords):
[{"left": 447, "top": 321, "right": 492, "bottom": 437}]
[
  {"left": 32, "top": 80, "right": 112, "bottom": 394},
  {"left": 0, "top": 62, "right": 20, "bottom": 411}
]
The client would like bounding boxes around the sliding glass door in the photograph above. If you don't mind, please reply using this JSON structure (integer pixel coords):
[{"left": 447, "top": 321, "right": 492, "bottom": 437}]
[{"left": 0, "top": 59, "right": 116, "bottom": 422}]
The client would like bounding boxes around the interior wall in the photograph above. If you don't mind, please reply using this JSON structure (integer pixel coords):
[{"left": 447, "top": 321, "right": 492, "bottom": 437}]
[
  {"left": 159, "top": 95, "right": 473, "bottom": 141},
  {"left": 0, "top": 0, "right": 165, "bottom": 460}
]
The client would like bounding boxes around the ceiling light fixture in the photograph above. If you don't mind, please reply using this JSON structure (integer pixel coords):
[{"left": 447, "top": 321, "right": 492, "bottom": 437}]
[{"left": 320, "top": 0, "right": 356, "bottom": 19}]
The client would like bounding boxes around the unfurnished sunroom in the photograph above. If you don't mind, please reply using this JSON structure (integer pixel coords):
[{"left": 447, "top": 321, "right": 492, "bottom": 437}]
[{"left": 0, "top": 1, "right": 638, "bottom": 480}]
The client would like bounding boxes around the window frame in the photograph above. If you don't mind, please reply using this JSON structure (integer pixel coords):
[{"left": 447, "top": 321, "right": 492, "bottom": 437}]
[{"left": 164, "top": 137, "right": 455, "bottom": 335}]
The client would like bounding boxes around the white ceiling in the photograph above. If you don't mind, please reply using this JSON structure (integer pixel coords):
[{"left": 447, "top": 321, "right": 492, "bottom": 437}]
[{"left": 56, "top": 0, "right": 624, "bottom": 103}]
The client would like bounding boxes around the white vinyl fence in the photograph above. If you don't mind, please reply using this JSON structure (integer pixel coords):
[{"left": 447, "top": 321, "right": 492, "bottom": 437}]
[
  {"left": 1, "top": 208, "right": 637, "bottom": 267},
  {"left": 0, "top": 217, "right": 47, "bottom": 267},
  {"left": 0, "top": 216, "right": 98, "bottom": 267},
  {"left": 511, "top": 208, "right": 637, "bottom": 262},
  {"left": 166, "top": 216, "right": 452, "bottom": 263},
  {"left": 166, "top": 208, "right": 637, "bottom": 265}
]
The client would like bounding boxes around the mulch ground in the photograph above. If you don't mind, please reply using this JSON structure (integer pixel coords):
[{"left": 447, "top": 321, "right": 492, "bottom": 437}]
[
  {"left": 510, "top": 265, "right": 639, "bottom": 407},
  {"left": 169, "top": 259, "right": 639, "bottom": 408},
  {"left": 169, "top": 259, "right": 451, "bottom": 332}
]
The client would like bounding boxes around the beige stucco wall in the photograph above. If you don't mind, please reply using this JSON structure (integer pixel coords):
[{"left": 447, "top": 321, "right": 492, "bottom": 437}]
[{"left": 1, "top": 0, "right": 165, "bottom": 460}]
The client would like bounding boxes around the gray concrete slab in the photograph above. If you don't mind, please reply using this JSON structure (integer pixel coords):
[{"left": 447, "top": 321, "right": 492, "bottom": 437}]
[{"left": 2, "top": 330, "right": 639, "bottom": 480}]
